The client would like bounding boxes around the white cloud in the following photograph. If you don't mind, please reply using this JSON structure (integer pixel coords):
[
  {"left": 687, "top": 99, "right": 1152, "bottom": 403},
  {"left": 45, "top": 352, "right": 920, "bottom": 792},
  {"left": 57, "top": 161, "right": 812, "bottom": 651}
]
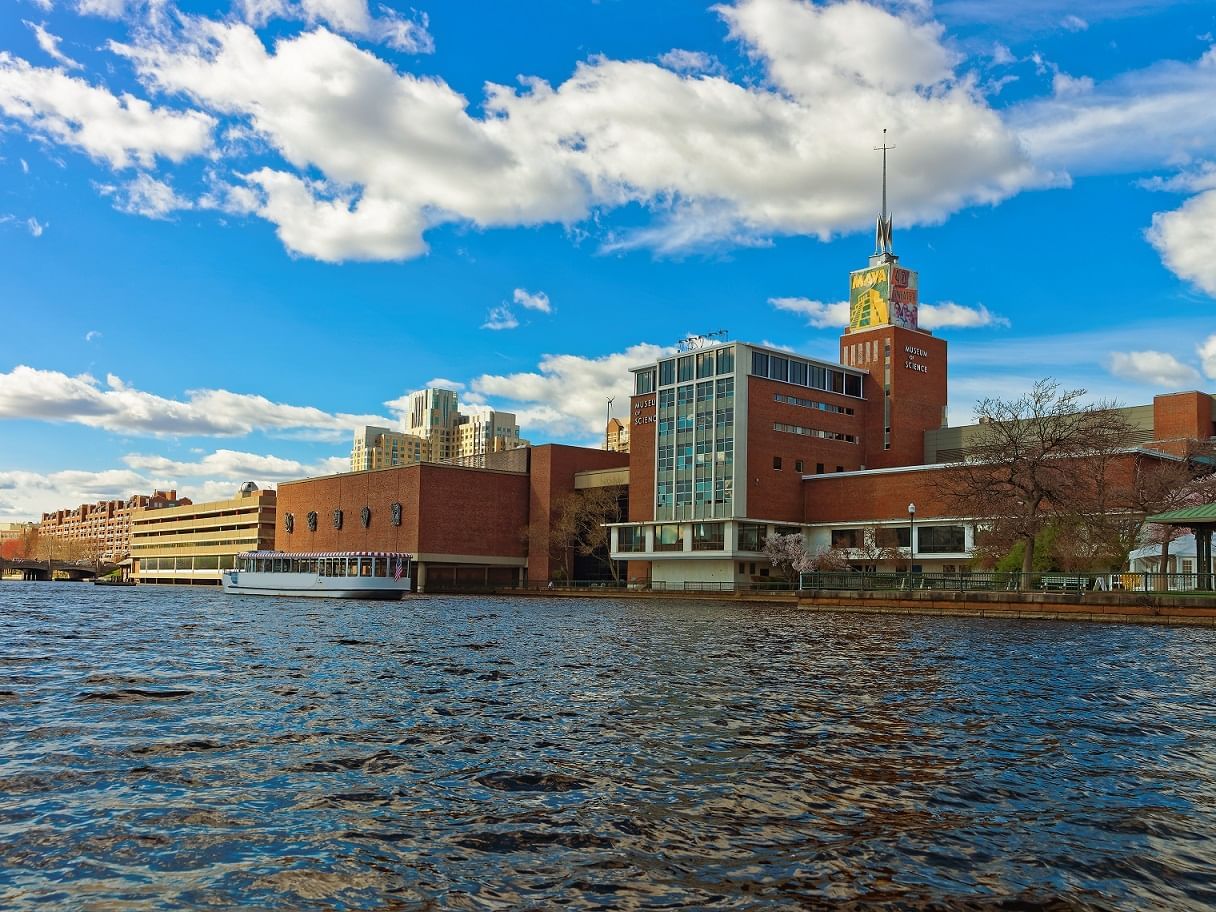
[
  {"left": 0, "top": 52, "right": 215, "bottom": 169},
  {"left": 1060, "top": 14, "right": 1088, "bottom": 32},
  {"left": 0, "top": 364, "right": 391, "bottom": 438},
  {"left": 770, "top": 296, "right": 850, "bottom": 328},
  {"left": 1051, "top": 72, "right": 1093, "bottom": 97},
  {"left": 513, "top": 288, "right": 551, "bottom": 313},
  {"left": 657, "top": 49, "right": 721, "bottom": 74},
  {"left": 236, "top": 0, "right": 434, "bottom": 53},
  {"left": 481, "top": 304, "right": 518, "bottom": 331},
  {"left": 76, "top": 0, "right": 131, "bottom": 16},
  {"left": 1199, "top": 334, "right": 1216, "bottom": 380},
  {"left": 1139, "top": 161, "right": 1216, "bottom": 194},
  {"left": 24, "top": 21, "right": 82, "bottom": 71},
  {"left": 918, "top": 301, "right": 1009, "bottom": 329},
  {"left": 97, "top": 172, "right": 192, "bottom": 218},
  {"left": 1147, "top": 189, "right": 1216, "bottom": 296},
  {"left": 84, "top": 330, "right": 102, "bottom": 342},
  {"left": 104, "top": 0, "right": 1037, "bottom": 261},
  {"left": 1108, "top": 350, "right": 1201, "bottom": 387},
  {"left": 26, "top": 216, "right": 44, "bottom": 236},
  {"left": 423, "top": 377, "right": 464, "bottom": 391},
  {"left": 770, "top": 296, "right": 1006, "bottom": 330},
  {"left": 469, "top": 343, "right": 676, "bottom": 439},
  {"left": 1012, "top": 43, "right": 1216, "bottom": 176},
  {"left": 122, "top": 448, "right": 341, "bottom": 480},
  {"left": 20, "top": 158, "right": 30, "bottom": 174}
]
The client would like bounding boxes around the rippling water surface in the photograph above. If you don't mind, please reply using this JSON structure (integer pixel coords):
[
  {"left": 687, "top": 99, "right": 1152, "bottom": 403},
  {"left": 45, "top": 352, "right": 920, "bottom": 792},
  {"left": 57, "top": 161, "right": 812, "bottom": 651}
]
[{"left": 2, "top": 583, "right": 1216, "bottom": 910}]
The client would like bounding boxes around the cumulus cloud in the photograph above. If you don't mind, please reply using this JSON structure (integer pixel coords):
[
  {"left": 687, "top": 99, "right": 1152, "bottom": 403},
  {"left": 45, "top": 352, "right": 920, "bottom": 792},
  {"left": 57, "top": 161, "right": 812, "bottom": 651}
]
[
  {"left": 657, "top": 49, "right": 721, "bottom": 74},
  {"left": 26, "top": 216, "right": 44, "bottom": 236},
  {"left": 513, "top": 288, "right": 551, "bottom": 313},
  {"left": 97, "top": 172, "right": 192, "bottom": 218},
  {"left": 1199, "top": 334, "right": 1216, "bottom": 380},
  {"left": 770, "top": 296, "right": 850, "bottom": 328},
  {"left": 0, "top": 364, "right": 391, "bottom": 438},
  {"left": 236, "top": 0, "right": 435, "bottom": 53},
  {"left": 468, "top": 343, "right": 676, "bottom": 440},
  {"left": 24, "top": 21, "right": 82, "bottom": 70},
  {"left": 918, "top": 301, "right": 1009, "bottom": 329},
  {"left": 84, "top": 330, "right": 102, "bottom": 342},
  {"left": 1146, "top": 189, "right": 1216, "bottom": 296},
  {"left": 1060, "top": 14, "right": 1088, "bottom": 31},
  {"left": 98, "top": 0, "right": 1036, "bottom": 261},
  {"left": 122, "top": 448, "right": 343, "bottom": 480},
  {"left": 1108, "top": 350, "right": 1201, "bottom": 387},
  {"left": 0, "top": 52, "right": 215, "bottom": 169}
]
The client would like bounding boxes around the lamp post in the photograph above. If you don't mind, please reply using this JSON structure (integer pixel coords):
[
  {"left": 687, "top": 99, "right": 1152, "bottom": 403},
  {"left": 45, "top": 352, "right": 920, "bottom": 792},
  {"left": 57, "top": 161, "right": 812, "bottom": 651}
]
[
  {"left": 907, "top": 502, "right": 916, "bottom": 589},
  {"left": 606, "top": 396, "right": 615, "bottom": 450}
]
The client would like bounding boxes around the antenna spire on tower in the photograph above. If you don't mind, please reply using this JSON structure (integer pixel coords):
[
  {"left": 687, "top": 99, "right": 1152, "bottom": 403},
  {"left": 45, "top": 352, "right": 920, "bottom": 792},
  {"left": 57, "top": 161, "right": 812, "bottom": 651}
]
[{"left": 873, "top": 128, "right": 895, "bottom": 257}]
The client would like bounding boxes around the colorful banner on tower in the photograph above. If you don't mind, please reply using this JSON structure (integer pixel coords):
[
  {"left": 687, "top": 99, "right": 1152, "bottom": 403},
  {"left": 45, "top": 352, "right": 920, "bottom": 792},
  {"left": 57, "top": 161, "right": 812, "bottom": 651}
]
[{"left": 848, "top": 264, "right": 918, "bottom": 330}]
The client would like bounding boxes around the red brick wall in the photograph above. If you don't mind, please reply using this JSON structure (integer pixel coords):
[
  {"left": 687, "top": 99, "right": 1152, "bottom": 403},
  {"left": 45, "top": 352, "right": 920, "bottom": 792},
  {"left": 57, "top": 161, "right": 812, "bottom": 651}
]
[
  {"left": 628, "top": 393, "right": 657, "bottom": 523},
  {"left": 275, "top": 463, "right": 527, "bottom": 559},
  {"left": 745, "top": 375, "right": 864, "bottom": 521},
  {"left": 1153, "top": 391, "right": 1214, "bottom": 447},
  {"left": 527, "top": 445, "right": 630, "bottom": 581},
  {"left": 841, "top": 325, "right": 947, "bottom": 470}
]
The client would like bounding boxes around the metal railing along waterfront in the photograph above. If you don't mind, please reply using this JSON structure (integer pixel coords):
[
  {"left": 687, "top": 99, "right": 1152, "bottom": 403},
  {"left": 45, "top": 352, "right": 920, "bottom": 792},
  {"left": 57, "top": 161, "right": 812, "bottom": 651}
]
[
  {"left": 509, "top": 579, "right": 797, "bottom": 594},
  {"left": 798, "top": 570, "right": 1216, "bottom": 595}
]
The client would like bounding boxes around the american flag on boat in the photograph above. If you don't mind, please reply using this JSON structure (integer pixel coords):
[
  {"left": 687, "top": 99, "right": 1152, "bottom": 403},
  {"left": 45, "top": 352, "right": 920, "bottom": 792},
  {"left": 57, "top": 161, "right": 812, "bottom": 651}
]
[{"left": 393, "top": 557, "right": 404, "bottom": 581}]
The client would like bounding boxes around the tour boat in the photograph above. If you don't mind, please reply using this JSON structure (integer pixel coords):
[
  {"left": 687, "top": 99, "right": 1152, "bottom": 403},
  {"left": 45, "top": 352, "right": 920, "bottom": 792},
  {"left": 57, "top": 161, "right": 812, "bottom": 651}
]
[{"left": 222, "top": 551, "right": 413, "bottom": 599}]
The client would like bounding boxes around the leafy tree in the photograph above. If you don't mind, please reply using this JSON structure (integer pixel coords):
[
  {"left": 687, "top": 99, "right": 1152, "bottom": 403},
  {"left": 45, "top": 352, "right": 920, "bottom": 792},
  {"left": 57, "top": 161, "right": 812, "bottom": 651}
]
[{"left": 763, "top": 532, "right": 848, "bottom": 582}]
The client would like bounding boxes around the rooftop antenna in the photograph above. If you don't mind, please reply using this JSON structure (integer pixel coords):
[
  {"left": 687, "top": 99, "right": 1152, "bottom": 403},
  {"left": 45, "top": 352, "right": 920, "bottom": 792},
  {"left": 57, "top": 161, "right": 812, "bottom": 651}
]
[{"left": 873, "top": 128, "right": 895, "bottom": 258}]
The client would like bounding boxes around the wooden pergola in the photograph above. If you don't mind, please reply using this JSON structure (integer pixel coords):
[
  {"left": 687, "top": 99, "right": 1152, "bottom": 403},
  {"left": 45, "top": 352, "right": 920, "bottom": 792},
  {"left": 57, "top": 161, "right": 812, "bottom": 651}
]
[{"left": 1147, "top": 502, "right": 1216, "bottom": 591}]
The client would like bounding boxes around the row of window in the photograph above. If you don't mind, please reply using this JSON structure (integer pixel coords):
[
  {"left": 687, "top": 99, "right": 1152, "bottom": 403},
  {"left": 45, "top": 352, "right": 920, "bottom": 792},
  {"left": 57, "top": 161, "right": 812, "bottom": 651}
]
[
  {"left": 653, "top": 348, "right": 736, "bottom": 388},
  {"left": 139, "top": 555, "right": 237, "bottom": 571},
  {"left": 830, "top": 525, "right": 966, "bottom": 553},
  {"left": 618, "top": 521, "right": 795, "bottom": 553},
  {"left": 773, "top": 423, "right": 857, "bottom": 443},
  {"left": 752, "top": 352, "right": 864, "bottom": 398},
  {"left": 657, "top": 378, "right": 735, "bottom": 409},
  {"left": 774, "top": 393, "right": 855, "bottom": 415}
]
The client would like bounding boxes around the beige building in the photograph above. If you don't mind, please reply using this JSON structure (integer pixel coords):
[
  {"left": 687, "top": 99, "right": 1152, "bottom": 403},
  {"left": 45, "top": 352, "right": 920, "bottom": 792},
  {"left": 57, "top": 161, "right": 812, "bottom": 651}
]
[
  {"left": 40, "top": 490, "right": 188, "bottom": 561},
  {"left": 351, "top": 426, "right": 427, "bottom": 471},
  {"left": 352, "top": 388, "right": 526, "bottom": 470},
  {"left": 606, "top": 417, "right": 630, "bottom": 453},
  {"left": 131, "top": 483, "right": 277, "bottom": 585}
]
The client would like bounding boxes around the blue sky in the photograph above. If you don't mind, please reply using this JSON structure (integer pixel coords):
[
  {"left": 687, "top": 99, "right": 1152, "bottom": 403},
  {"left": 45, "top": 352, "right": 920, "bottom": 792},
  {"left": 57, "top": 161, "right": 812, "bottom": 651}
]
[{"left": 1, "top": 0, "right": 1214, "bottom": 520}]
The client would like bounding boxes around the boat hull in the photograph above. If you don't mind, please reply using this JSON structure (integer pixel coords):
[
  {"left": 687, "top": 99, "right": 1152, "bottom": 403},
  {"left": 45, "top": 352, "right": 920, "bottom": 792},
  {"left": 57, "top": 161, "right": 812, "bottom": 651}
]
[{"left": 222, "top": 570, "right": 411, "bottom": 600}]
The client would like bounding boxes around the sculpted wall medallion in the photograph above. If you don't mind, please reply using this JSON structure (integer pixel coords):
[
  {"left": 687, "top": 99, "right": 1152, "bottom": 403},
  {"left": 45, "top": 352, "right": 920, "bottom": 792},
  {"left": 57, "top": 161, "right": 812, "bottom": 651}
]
[
  {"left": 361, "top": 506, "right": 371, "bottom": 528},
  {"left": 306, "top": 511, "right": 317, "bottom": 532},
  {"left": 284, "top": 512, "right": 294, "bottom": 534},
  {"left": 333, "top": 509, "right": 343, "bottom": 530},
  {"left": 390, "top": 502, "right": 402, "bottom": 526}
]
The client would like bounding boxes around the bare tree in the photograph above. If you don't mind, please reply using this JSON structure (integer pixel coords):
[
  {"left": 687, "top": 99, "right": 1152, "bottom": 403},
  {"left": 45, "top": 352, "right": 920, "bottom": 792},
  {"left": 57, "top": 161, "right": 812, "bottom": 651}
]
[
  {"left": 549, "top": 486, "right": 626, "bottom": 582},
  {"left": 932, "top": 379, "right": 1134, "bottom": 585}
]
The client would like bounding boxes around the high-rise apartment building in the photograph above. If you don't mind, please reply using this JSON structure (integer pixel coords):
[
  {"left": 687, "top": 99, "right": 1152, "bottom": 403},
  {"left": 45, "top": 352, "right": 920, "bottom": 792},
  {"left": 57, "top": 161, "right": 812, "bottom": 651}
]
[
  {"left": 606, "top": 417, "right": 630, "bottom": 453},
  {"left": 350, "top": 426, "right": 427, "bottom": 471},
  {"left": 351, "top": 389, "right": 525, "bottom": 469}
]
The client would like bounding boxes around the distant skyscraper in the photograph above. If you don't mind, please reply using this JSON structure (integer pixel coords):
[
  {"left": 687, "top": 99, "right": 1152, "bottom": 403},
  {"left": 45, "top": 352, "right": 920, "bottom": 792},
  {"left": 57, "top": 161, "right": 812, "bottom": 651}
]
[{"left": 350, "top": 426, "right": 427, "bottom": 471}]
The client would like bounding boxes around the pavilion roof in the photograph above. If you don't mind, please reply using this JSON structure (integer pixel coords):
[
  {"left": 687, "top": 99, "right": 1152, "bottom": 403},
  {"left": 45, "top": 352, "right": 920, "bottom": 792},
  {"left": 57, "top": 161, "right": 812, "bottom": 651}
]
[{"left": 1147, "top": 503, "right": 1216, "bottom": 526}]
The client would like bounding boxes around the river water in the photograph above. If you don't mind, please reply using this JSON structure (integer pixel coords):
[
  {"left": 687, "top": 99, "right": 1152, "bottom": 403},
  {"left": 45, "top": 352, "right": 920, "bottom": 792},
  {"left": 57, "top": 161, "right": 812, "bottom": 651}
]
[{"left": 2, "top": 582, "right": 1215, "bottom": 910}]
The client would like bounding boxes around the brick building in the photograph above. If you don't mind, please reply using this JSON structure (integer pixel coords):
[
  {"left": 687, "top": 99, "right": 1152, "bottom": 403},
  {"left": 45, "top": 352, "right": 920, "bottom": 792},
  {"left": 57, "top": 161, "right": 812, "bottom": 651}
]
[
  {"left": 275, "top": 444, "right": 628, "bottom": 590},
  {"left": 609, "top": 219, "right": 1215, "bottom": 583},
  {"left": 40, "top": 489, "right": 190, "bottom": 562}
]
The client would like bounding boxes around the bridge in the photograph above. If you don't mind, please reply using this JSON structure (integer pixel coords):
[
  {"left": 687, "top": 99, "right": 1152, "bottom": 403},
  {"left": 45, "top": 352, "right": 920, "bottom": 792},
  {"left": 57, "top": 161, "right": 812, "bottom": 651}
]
[{"left": 0, "top": 559, "right": 125, "bottom": 582}]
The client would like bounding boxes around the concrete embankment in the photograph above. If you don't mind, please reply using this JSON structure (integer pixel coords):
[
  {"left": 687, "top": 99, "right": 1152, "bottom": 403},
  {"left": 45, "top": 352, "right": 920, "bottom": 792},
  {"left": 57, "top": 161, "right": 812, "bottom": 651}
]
[{"left": 495, "top": 586, "right": 1216, "bottom": 626}]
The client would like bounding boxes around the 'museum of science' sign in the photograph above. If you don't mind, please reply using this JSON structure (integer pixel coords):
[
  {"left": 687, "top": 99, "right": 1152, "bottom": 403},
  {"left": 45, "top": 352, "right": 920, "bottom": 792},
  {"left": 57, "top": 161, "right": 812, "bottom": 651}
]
[
  {"left": 904, "top": 344, "right": 929, "bottom": 374},
  {"left": 633, "top": 398, "right": 656, "bottom": 425}
]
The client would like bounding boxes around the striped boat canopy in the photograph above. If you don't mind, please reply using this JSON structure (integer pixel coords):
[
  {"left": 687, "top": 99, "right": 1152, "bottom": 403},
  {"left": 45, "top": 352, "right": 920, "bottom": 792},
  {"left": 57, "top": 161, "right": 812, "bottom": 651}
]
[{"left": 238, "top": 551, "right": 413, "bottom": 559}]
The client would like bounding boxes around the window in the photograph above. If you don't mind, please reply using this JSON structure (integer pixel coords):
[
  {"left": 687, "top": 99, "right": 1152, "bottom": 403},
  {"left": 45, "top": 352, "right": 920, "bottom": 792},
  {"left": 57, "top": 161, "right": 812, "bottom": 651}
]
[
  {"left": 659, "top": 359, "right": 675, "bottom": 386},
  {"left": 658, "top": 445, "right": 674, "bottom": 471},
  {"left": 875, "top": 527, "right": 910, "bottom": 549},
  {"left": 677, "top": 384, "right": 695, "bottom": 404},
  {"left": 696, "top": 352, "right": 716, "bottom": 378},
  {"left": 772, "top": 422, "right": 857, "bottom": 443},
  {"left": 655, "top": 524, "right": 682, "bottom": 551},
  {"left": 831, "top": 529, "right": 861, "bottom": 549},
  {"left": 773, "top": 456, "right": 782, "bottom": 470},
  {"left": 716, "top": 347, "right": 734, "bottom": 374},
  {"left": 696, "top": 381, "right": 714, "bottom": 402},
  {"left": 676, "top": 444, "right": 693, "bottom": 469},
  {"left": 692, "top": 522, "right": 725, "bottom": 550},
  {"left": 845, "top": 374, "right": 862, "bottom": 397},
  {"left": 752, "top": 351, "right": 769, "bottom": 377},
  {"left": 774, "top": 392, "right": 854, "bottom": 415},
  {"left": 716, "top": 377, "right": 734, "bottom": 399},
  {"left": 816, "top": 463, "right": 824, "bottom": 474},
  {"left": 769, "top": 356, "right": 789, "bottom": 383},
  {"left": 678, "top": 356, "right": 694, "bottom": 382},
  {"left": 737, "top": 522, "right": 766, "bottom": 551},
  {"left": 657, "top": 481, "right": 673, "bottom": 507},
  {"left": 618, "top": 526, "right": 645, "bottom": 553},
  {"left": 789, "top": 360, "right": 808, "bottom": 386},
  {"left": 775, "top": 525, "right": 800, "bottom": 537},
  {"left": 635, "top": 369, "right": 655, "bottom": 395},
  {"left": 675, "top": 479, "right": 692, "bottom": 504},
  {"left": 795, "top": 459, "right": 805, "bottom": 472},
  {"left": 836, "top": 465, "right": 844, "bottom": 472},
  {"left": 918, "top": 525, "right": 966, "bottom": 553},
  {"left": 659, "top": 388, "right": 675, "bottom": 408}
]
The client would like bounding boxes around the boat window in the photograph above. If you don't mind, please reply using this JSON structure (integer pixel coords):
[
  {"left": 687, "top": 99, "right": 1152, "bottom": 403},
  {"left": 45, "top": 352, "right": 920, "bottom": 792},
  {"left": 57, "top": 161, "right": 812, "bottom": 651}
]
[{"left": 361, "top": 559, "right": 372, "bottom": 577}]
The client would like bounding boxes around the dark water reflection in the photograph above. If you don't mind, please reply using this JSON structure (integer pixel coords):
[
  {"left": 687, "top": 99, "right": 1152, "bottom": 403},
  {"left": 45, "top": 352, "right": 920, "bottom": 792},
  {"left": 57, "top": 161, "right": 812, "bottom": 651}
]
[{"left": 2, "top": 582, "right": 1216, "bottom": 910}]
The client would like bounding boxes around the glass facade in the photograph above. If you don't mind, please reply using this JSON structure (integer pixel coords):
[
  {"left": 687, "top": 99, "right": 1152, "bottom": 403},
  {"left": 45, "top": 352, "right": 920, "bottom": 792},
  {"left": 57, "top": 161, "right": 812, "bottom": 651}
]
[{"left": 918, "top": 525, "right": 966, "bottom": 553}]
